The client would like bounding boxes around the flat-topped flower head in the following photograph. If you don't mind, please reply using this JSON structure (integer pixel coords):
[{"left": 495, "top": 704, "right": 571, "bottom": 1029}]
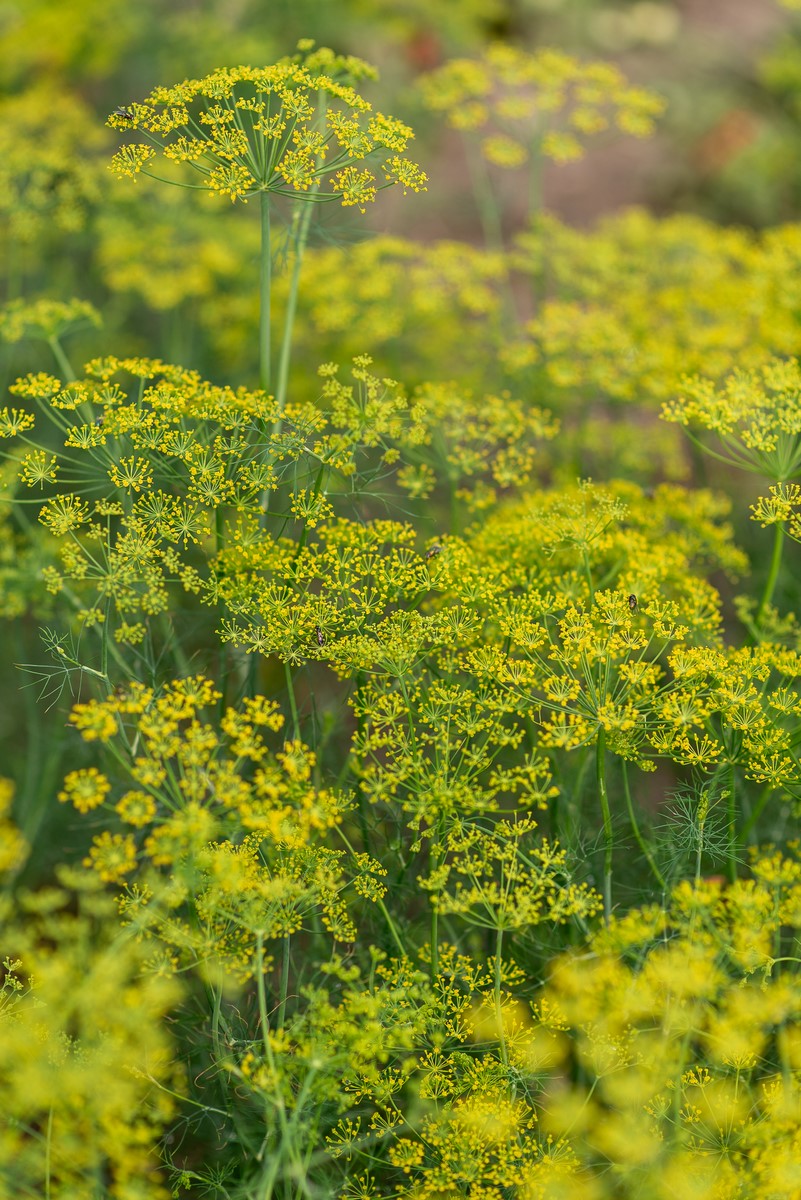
[{"left": 109, "top": 44, "right": 426, "bottom": 209}]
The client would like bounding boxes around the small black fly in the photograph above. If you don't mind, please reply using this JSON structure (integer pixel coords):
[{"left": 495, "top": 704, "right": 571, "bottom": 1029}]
[
  {"left": 315, "top": 626, "right": 325, "bottom": 647},
  {"left": 425, "top": 544, "right": 442, "bottom": 561},
  {"left": 113, "top": 107, "right": 134, "bottom": 122},
  {"left": 628, "top": 594, "right": 638, "bottom": 611}
]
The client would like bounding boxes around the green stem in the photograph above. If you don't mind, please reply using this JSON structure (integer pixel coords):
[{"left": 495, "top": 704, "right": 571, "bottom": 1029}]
[
  {"left": 254, "top": 933, "right": 284, "bottom": 1200},
  {"left": 739, "top": 783, "right": 773, "bottom": 845},
  {"left": 274, "top": 201, "right": 314, "bottom": 424},
  {"left": 45, "top": 1106, "right": 53, "bottom": 1200},
  {"left": 528, "top": 135, "right": 544, "bottom": 219},
  {"left": 726, "top": 763, "right": 737, "bottom": 885},
  {"left": 430, "top": 815, "right": 444, "bottom": 983},
  {"left": 259, "top": 192, "right": 272, "bottom": 394},
  {"left": 277, "top": 933, "right": 290, "bottom": 1032},
  {"left": 494, "top": 925, "right": 508, "bottom": 1068},
  {"left": 596, "top": 727, "right": 613, "bottom": 923},
  {"left": 284, "top": 659, "right": 300, "bottom": 741},
  {"left": 255, "top": 933, "right": 274, "bottom": 1063},
  {"left": 378, "top": 895, "right": 407, "bottom": 959},
  {"left": 756, "top": 521, "right": 785, "bottom": 627},
  {"left": 47, "top": 336, "right": 76, "bottom": 382},
  {"left": 583, "top": 550, "right": 595, "bottom": 608},
  {"left": 621, "top": 760, "right": 666, "bottom": 890},
  {"left": 449, "top": 479, "right": 460, "bottom": 537},
  {"left": 464, "top": 137, "right": 504, "bottom": 254},
  {"left": 695, "top": 805, "right": 705, "bottom": 887},
  {"left": 335, "top": 826, "right": 408, "bottom": 958}
]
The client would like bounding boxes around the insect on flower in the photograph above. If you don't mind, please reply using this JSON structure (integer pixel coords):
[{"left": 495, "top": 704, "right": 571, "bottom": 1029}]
[
  {"left": 628, "top": 594, "right": 638, "bottom": 611},
  {"left": 113, "top": 107, "right": 134, "bottom": 122},
  {"left": 315, "top": 626, "right": 325, "bottom": 647},
  {"left": 425, "top": 543, "right": 442, "bottom": 561}
]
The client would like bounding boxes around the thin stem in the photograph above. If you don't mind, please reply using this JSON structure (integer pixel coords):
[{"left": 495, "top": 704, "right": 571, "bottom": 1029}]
[
  {"left": 430, "top": 815, "right": 444, "bottom": 983},
  {"left": 259, "top": 192, "right": 272, "bottom": 394},
  {"left": 449, "top": 479, "right": 460, "bottom": 537},
  {"left": 335, "top": 826, "right": 408, "bottom": 958},
  {"left": 494, "top": 925, "right": 508, "bottom": 1068},
  {"left": 45, "top": 1106, "right": 53, "bottom": 1200},
  {"left": 464, "top": 137, "right": 504, "bottom": 253},
  {"left": 596, "top": 727, "right": 613, "bottom": 924},
  {"left": 377, "top": 894, "right": 408, "bottom": 959},
  {"left": 277, "top": 933, "right": 291, "bottom": 1032},
  {"left": 621, "top": 760, "right": 666, "bottom": 890},
  {"left": 695, "top": 803, "right": 705, "bottom": 887},
  {"left": 284, "top": 660, "right": 300, "bottom": 741},
  {"left": 726, "top": 764, "right": 737, "bottom": 884},
  {"left": 47, "top": 336, "right": 76, "bottom": 382},
  {"left": 582, "top": 549, "right": 595, "bottom": 608},
  {"left": 528, "top": 135, "right": 544, "bottom": 218},
  {"left": 274, "top": 201, "right": 315, "bottom": 424},
  {"left": 273, "top": 93, "right": 325, "bottom": 437},
  {"left": 739, "top": 783, "right": 773, "bottom": 845},
  {"left": 755, "top": 521, "right": 785, "bottom": 628}
]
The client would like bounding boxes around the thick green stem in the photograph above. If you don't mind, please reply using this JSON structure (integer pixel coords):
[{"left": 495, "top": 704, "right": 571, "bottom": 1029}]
[
  {"left": 621, "top": 760, "right": 666, "bottom": 890},
  {"left": 259, "top": 192, "right": 272, "bottom": 394},
  {"left": 756, "top": 521, "right": 785, "bottom": 627},
  {"left": 254, "top": 932, "right": 287, "bottom": 1200},
  {"left": 596, "top": 727, "right": 613, "bottom": 923}
]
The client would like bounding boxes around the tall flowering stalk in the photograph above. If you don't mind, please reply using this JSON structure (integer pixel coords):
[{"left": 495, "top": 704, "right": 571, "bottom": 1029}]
[{"left": 108, "top": 45, "right": 427, "bottom": 409}]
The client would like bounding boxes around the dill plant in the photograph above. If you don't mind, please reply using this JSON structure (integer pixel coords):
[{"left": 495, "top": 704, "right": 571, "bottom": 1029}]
[
  {"left": 107, "top": 44, "right": 426, "bottom": 407},
  {"left": 6, "top": 23, "right": 801, "bottom": 1200}
]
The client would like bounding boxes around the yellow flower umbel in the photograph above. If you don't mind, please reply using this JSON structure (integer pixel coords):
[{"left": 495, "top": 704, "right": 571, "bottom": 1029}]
[
  {"left": 419, "top": 44, "right": 663, "bottom": 248},
  {"left": 663, "top": 356, "right": 801, "bottom": 627},
  {"left": 108, "top": 51, "right": 425, "bottom": 208},
  {"left": 108, "top": 43, "right": 427, "bottom": 406}
]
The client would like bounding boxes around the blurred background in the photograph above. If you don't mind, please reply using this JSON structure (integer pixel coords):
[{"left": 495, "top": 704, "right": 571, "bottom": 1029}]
[{"left": 4, "top": 0, "right": 801, "bottom": 372}]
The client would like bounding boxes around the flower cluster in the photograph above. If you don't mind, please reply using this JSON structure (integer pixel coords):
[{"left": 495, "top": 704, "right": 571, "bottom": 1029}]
[
  {"left": 662, "top": 356, "right": 801, "bottom": 480},
  {"left": 109, "top": 47, "right": 426, "bottom": 208},
  {"left": 419, "top": 44, "right": 664, "bottom": 166},
  {"left": 7, "top": 19, "right": 801, "bottom": 1200}
]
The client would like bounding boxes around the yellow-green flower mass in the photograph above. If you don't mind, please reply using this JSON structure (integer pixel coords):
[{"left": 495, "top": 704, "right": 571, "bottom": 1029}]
[
  {"left": 8, "top": 13, "right": 801, "bottom": 1200},
  {"left": 419, "top": 44, "right": 664, "bottom": 167},
  {"left": 109, "top": 50, "right": 426, "bottom": 208}
]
